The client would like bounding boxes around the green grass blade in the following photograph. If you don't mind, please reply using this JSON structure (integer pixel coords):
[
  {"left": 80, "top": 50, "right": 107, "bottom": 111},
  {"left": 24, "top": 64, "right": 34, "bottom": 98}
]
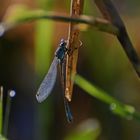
[
  {"left": 74, "top": 74, "right": 140, "bottom": 121},
  {"left": 0, "top": 134, "right": 7, "bottom": 140},
  {"left": 65, "top": 119, "right": 101, "bottom": 140},
  {"left": 0, "top": 87, "right": 3, "bottom": 134}
]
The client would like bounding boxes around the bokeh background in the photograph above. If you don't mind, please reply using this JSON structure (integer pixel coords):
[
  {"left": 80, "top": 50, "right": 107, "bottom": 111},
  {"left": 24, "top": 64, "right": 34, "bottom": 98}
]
[{"left": 0, "top": 0, "right": 140, "bottom": 140}]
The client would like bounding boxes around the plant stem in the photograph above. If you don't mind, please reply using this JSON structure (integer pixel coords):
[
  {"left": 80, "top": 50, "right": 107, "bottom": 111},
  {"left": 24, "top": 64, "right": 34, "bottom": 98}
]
[
  {"left": 74, "top": 74, "right": 140, "bottom": 122},
  {"left": 0, "top": 87, "right": 3, "bottom": 134},
  {"left": 94, "top": 0, "right": 140, "bottom": 77},
  {"left": 3, "top": 90, "right": 15, "bottom": 138},
  {"left": 65, "top": 0, "right": 84, "bottom": 101},
  {"left": 1, "top": 10, "right": 118, "bottom": 36}
]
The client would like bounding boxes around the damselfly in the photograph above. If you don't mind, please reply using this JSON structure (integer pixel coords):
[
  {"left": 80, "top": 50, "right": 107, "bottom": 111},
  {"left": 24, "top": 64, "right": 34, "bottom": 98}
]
[{"left": 36, "top": 39, "right": 73, "bottom": 123}]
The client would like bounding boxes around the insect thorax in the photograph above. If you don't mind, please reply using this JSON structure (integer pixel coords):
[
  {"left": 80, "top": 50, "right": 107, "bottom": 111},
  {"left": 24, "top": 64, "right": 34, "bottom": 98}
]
[{"left": 55, "top": 39, "right": 67, "bottom": 61}]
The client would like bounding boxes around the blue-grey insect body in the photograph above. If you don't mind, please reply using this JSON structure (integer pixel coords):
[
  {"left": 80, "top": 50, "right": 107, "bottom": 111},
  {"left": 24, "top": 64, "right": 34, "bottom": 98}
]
[
  {"left": 36, "top": 39, "right": 73, "bottom": 123},
  {"left": 36, "top": 39, "right": 68, "bottom": 102},
  {"left": 55, "top": 39, "right": 67, "bottom": 61}
]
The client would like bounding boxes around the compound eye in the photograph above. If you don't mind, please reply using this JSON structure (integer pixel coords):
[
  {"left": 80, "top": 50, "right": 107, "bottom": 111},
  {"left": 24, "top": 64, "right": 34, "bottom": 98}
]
[
  {"left": 60, "top": 38, "right": 65, "bottom": 43},
  {"left": 60, "top": 39, "right": 67, "bottom": 46}
]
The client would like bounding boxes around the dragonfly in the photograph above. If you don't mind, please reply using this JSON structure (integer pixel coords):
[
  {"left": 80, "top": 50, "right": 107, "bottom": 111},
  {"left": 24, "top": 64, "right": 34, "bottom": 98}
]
[{"left": 36, "top": 39, "right": 73, "bottom": 123}]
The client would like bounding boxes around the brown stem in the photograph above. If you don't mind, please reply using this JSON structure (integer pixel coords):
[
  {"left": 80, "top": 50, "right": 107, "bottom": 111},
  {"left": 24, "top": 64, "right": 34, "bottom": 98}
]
[
  {"left": 94, "top": 0, "right": 140, "bottom": 77},
  {"left": 65, "top": 0, "right": 84, "bottom": 101},
  {"left": 0, "top": 11, "right": 118, "bottom": 36}
]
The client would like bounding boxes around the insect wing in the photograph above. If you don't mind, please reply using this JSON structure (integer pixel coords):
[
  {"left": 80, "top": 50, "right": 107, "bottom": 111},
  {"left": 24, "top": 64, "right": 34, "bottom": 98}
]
[{"left": 36, "top": 57, "right": 58, "bottom": 103}]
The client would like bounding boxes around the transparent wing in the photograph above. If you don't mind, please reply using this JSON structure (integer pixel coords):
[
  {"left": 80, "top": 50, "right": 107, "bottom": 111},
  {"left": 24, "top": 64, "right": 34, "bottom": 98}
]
[{"left": 36, "top": 57, "right": 58, "bottom": 103}]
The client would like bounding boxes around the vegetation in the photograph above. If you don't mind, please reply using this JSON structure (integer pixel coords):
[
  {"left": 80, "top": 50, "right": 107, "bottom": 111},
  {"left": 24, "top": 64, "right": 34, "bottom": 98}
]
[{"left": 0, "top": 0, "right": 140, "bottom": 140}]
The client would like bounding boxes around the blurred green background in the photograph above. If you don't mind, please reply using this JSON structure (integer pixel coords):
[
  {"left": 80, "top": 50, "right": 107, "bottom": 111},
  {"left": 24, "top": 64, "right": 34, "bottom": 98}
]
[{"left": 0, "top": 0, "right": 140, "bottom": 140}]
